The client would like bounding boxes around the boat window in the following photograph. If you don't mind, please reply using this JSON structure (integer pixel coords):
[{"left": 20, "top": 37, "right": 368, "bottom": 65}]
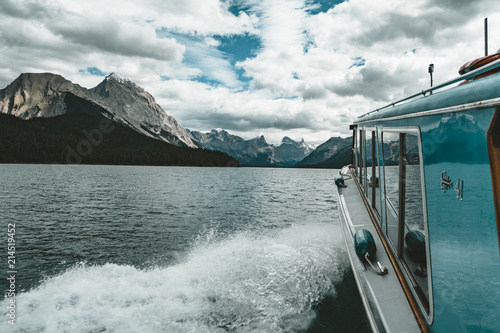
[
  {"left": 382, "top": 132, "right": 400, "bottom": 251},
  {"left": 354, "top": 129, "right": 360, "bottom": 178},
  {"left": 366, "top": 132, "right": 373, "bottom": 201},
  {"left": 402, "top": 132, "right": 429, "bottom": 309},
  {"left": 381, "top": 129, "right": 430, "bottom": 316},
  {"left": 365, "top": 131, "right": 381, "bottom": 220},
  {"left": 357, "top": 129, "right": 363, "bottom": 184},
  {"left": 374, "top": 132, "right": 381, "bottom": 218},
  {"left": 362, "top": 130, "right": 369, "bottom": 192},
  {"left": 371, "top": 131, "right": 381, "bottom": 218}
]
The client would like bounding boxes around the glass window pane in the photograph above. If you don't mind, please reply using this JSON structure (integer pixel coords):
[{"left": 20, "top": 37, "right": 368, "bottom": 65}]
[
  {"left": 373, "top": 132, "right": 381, "bottom": 217},
  {"left": 383, "top": 132, "right": 400, "bottom": 250},
  {"left": 355, "top": 130, "right": 359, "bottom": 177},
  {"left": 357, "top": 130, "right": 363, "bottom": 183},
  {"left": 366, "top": 133, "right": 373, "bottom": 199},
  {"left": 403, "top": 133, "right": 428, "bottom": 303}
]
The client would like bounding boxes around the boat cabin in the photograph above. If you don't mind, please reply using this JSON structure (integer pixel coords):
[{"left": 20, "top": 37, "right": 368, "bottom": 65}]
[{"left": 337, "top": 54, "right": 500, "bottom": 332}]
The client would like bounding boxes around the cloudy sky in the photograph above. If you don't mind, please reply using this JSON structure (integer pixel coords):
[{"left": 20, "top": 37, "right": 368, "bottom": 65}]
[{"left": 1, "top": 0, "right": 500, "bottom": 144}]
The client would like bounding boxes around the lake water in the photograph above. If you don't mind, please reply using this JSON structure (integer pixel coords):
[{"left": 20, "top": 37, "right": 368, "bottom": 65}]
[{"left": 0, "top": 164, "right": 369, "bottom": 332}]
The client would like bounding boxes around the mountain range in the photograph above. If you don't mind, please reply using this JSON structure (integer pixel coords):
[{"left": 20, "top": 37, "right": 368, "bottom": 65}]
[
  {"left": 0, "top": 72, "right": 352, "bottom": 167},
  {"left": 187, "top": 129, "right": 314, "bottom": 166},
  {"left": 0, "top": 73, "right": 234, "bottom": 166}
]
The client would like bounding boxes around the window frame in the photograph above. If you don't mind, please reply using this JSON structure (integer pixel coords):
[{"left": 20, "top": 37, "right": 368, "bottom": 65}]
[
  {"left": 355, "top": 125, "right": 433, "bottom": 323},
  {"left": 380, "top": 126, "right": 433, "bottom": 322}
]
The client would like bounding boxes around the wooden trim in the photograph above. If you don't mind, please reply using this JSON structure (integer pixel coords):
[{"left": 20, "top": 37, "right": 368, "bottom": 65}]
[
  {"left": 487, "top": 108, "right": 500, "bottom": 255},
  {"left": 351, "top": 170, "right": 430, "bottom": 333}
]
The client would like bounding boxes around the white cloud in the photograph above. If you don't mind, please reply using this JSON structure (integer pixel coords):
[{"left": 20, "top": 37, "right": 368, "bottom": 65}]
[
  {"left": 237, "top": 0, "right": 310, "bottom": 96},
  {"left": 232, "top": 0, "right": 500, "bottom": 140},
  {"left": 140, "top": 0, "right": 259, "bottom": 35}
]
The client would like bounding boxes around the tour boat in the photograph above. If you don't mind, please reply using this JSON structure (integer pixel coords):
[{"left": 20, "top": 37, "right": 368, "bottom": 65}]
[{"left": 336, "top": 53, "right": 500, "bottom": 332}]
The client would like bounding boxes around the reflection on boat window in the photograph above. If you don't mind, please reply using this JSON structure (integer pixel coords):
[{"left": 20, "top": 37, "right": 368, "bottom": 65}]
[
  {"left": 353, "top": 128, "right": 430, "bottom": 314},
  {"left": 402, "top": 133, "right": 428, "bottom": 309},
  {"left": 383, "top": 132, "right": 400, "bottom": 251},
  {"left": 372, "top": 131, "right": 381, "bottom": 220},
  {"left": 380, "top": 129, "right": 430, "bottom": 314},
  {"left": 354, "top": 130, "right": 359, "bottom": 178},
  {"left": 357, "top": 129, "right": 363, "bottom": 184},
  {"left": 366, "top": 132, "right": 373, "bottom": 203}
]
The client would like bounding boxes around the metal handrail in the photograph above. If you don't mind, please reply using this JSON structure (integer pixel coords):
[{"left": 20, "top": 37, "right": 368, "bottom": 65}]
[{"left": 358, "top": 57, "right": 500, "bottom": 119}]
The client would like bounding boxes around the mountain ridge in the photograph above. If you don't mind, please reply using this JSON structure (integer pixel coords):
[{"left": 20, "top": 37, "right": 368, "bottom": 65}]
[
  {"left": 295, "top": 136, "right": 352, "bottom": 167},
  {"left": 0, "top": 72, "right": 196, "bottom": 148},
  {"left": 187, "top": 129, "right": 315, "bottom": 166},
  {"left": 0, "top": 111, "right": 236, "bottom": 166},
  {"left": 0, "top": 72, "right": 353, "bottom": 168}
]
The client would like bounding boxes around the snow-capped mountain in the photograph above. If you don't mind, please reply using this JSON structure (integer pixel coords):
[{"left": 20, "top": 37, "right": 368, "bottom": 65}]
[
  {"left": 187, "top": 129, "right": 314, "bottom": 166},
  {"left": 0, "top": 72, "right": 196, "bottom": 148},
  {"left": 274, "top": 136, "right": 314, "bottom": 166}
]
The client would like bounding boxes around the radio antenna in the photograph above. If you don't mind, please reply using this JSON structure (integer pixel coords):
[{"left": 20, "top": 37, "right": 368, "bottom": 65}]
[{"left": 485, "top": 17, "right": 488, "bottom": 56}]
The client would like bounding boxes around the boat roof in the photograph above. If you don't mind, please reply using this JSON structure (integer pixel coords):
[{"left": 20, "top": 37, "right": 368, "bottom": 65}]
[{"left": 356, "top": 58, "right": 500, "bottom": 124}]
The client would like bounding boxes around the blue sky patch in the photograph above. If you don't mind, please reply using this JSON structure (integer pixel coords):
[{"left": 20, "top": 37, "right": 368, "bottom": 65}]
[
  {"left": 228, "top": 2, "right": 254, "bottom": 17},
  {"left": 192, "top": 76, "right": 223, "bottom": 87},
  {"left": 80, "top": 67, "right": 108, "bottom": 76},
  {"left": 350, "top": 57, "right": 366, "bottom": 68},
  {"left": 214, "top": 34, "right": 262, "bottom": 62},
  {"left": 405, "top": 48, "right": 418, "bottom": 55},
  {"left": 157, "top": 28, "right": 258, "bottom": 88},
  {"left": 306, "top": 0, "right": 345, "bottom": 15}
]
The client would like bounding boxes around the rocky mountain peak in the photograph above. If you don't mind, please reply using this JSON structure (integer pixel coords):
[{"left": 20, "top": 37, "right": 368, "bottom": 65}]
[
  {"left": 280, "top": 136, "right": 306, "bottom": 146},
  {"left": 105, "top": 72, "right": 130, "bottom": 84},
  {"left": 0, "top": 72, "right": 82, "bottom": 119},
  {"left": 6, "top": 72, "right": 74, "bottom": 96},
  {"left": 89, "top": 75, "right": 196, "bottom": 148},
  {"left": 209, "top": 128, "right": 229, "bottom": 138},
  {"left": 0, "top": 72, "right": 196, "bottom": 148},
  {"left": 253, "top": 135, "right": 267, "bottom": 145}
]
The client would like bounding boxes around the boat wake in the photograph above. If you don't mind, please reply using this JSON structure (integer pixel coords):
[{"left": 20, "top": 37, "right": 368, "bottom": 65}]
[{"left": 1, "top": 222, "right": 349, "bottom": 333}]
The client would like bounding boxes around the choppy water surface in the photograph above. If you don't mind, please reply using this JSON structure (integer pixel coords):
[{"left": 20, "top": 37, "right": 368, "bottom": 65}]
[{"left": 0, "top": 164, "right": 369, "bottom": 332}]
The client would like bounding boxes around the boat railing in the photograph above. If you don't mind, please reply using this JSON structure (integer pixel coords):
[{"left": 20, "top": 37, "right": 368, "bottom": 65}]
[{"left": 358, "top": 57, "right": 500, "bottom": 119}]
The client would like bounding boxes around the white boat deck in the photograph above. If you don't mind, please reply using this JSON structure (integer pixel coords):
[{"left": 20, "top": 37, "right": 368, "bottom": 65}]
[{"left": 337, "top": 171, "right": 424, "bottom": 333}]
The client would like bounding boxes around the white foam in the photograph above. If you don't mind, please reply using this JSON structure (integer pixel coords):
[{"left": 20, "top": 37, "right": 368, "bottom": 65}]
[{"left": 1, "top": 222, "right": 348, "bottom": 333}]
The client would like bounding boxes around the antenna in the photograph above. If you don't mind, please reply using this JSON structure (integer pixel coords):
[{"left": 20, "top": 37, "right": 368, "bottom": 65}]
[
  {"left": 485, "top": 17, "right": 488, "bottom": 56},
  {"left": 428, "top": 63, "right": 434, "bottom": 88}
]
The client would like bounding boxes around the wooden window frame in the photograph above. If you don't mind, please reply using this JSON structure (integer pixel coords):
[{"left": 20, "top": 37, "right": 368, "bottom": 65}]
[{"left": 487, "top": 108, "right": 500, "bottom": 255}]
